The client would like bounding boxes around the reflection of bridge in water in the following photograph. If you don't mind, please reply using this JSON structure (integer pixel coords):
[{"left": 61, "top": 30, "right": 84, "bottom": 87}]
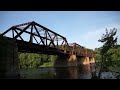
[{"left": 0, "top": 21, "right": 95, "bottom": 78}]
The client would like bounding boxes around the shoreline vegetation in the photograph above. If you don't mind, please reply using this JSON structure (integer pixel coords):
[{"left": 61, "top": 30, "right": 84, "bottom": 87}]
[
  {"left": 92, "top": 28, "right": 120, "bottom": 79},
  {"left": 19, "top": 53, "right": 57, "bottom": 68}
]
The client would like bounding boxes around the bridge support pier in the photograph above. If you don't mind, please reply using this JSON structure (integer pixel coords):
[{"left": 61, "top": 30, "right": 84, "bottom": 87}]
[
  {"left": 54, "top": 54, "right": 68, "bottom": 67},
  {"left": 89, "top": 57, "right": 95, "bottom": 64},
  {"left": 68, "top": 55, "right": 78, "bottom": 66},
  {"left": 0, "top": 36, "right": 19, "bottom": 79},
  {"left": 82, "top": 57, "right": 90, "bottom": 65},
  {"left": 54, "top": 54, "right": 78, "bottom": 67},
  {"left": 54, "top": 54, "right": 94, "bottom": 67}
]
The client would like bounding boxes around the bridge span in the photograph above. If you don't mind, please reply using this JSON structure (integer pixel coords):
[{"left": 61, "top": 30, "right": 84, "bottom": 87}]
[
  {"left": 1, "top": 21, "right": 94, "bottom": 58},
  {"left": 0, "top": 21, "right": 95, "bottom": 78}
]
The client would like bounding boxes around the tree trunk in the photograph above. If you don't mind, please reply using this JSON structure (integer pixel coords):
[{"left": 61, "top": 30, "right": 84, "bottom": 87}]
[{"left": 98, "top": 55, "right": 103, "bottom": 79}]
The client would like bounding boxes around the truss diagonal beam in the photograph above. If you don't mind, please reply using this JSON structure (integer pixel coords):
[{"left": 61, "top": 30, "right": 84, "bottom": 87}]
[
  {"left": 48, "top": 34, "right": 56, "bottom": 47},
  {"left": 14, "top": 22, "right": 32, "bottom": 39},
  {"left": 33, "top": 35, "right": 39, "bottom": 44},
  {"left": 34, "top": 21, "right": 66, "bottom": 39},
  {"left": 15, "top": 27, "right": 50, "bottom": 40},
  {"left": 1, "top": 27, "right": 13, "bottom": 36},
  {"left": 34, "top": 25, "right": 45, "bottom": 46},
  {"left": 47, "top": 32, "right": 56, "bottom": 47},
  {"left": 29, "top": 25, "right": 33, "bottom": 43},
  {"left": 14, "top": 29, "right": 24, "bottom": 41}
]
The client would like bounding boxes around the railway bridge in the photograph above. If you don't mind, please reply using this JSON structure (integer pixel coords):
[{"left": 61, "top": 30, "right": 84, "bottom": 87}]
[{"left": 0, "top": 21, "right": 95, "bottom": 78}]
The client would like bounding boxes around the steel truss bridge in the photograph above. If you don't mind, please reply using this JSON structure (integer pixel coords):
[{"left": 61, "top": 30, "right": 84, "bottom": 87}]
[{"left": 1, "top": 21, "right": 94, "bottom": 58}]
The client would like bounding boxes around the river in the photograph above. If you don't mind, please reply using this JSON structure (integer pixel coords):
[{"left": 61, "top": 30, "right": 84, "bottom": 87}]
[{"left": 20, "top": 64, "right": 96, "bottom": 79}]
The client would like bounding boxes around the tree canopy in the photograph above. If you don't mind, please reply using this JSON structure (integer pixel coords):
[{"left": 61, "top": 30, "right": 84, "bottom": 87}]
[{"left": 95, "top": 28, "right": 119, "bottom": 78}]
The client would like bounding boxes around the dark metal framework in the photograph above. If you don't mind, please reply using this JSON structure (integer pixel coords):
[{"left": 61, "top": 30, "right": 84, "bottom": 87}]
[
  {"left": 69, "top": 43, "right": 94, "bottom": 57},
  {"left": 1, "top": 21, "right": 94, "bottom": 57}
]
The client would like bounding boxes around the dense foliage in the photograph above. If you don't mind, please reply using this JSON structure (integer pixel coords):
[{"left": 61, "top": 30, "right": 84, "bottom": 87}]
[
  {"left": 98, "top": 28, "right": 118, "bottom": 68},
  {"left": 93, "top": 28, "right": 120, "bottom": 79},
  {"left": 19, "top": 53, "right": 57, "bottom": 68},
  {"left": 94, "top": 45, "right": 120, "bottom": 66}
]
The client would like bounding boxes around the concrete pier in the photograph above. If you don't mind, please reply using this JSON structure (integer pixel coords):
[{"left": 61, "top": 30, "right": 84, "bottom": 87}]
[
  {"left": 0, "top": 36, "right": 19, "bottom": 79},
  {"left": 54, "top": 54, "right": 95, "bottom": 67}
]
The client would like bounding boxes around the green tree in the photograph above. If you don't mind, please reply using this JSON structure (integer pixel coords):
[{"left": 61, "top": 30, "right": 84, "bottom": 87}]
[
  {"left": 98, "top": 28, "right": 118, "bottom": 78},
  {"left": 107, "top": 45, "right": 120, "bottom": 67},
  {"left": 19, "top": 53, "right": 57, "bottom": 68},
  {"left": 94, "top": 47, "right": 102, "bottom": 62}
]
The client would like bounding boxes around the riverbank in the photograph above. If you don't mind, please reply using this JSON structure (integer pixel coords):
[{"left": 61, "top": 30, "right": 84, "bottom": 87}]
[{"left": 95, "top": 62, "right": 120, "bottom": 79}]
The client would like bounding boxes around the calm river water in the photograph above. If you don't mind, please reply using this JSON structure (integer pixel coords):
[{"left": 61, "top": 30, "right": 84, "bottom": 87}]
[{"left": 20, "top": 64, "right": 96, "bottom": 79}]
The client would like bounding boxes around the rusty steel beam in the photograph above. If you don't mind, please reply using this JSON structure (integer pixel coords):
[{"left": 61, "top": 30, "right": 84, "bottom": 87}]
[
  {"left": 48, "top": 34, "right": 56, "bottom": 46},
  {"left": 29, "top": 25, "right": 33, "bottom": 43},
  {"left": 14, "top": 29, "right": 24, "bottom": 41},
  {"left": 12, "top": 29, "right": 14, "bottom": 38},
  {"left": 47, "top": 31, "right": 56, "bottom": 47},
  {"left": 45, "top": 30, "right": 47, "bottom": 46},
  {"left": 13, "top": 22, "right": 32, "bottom": 27},
  {"left": 34, "top": 25, "right": 45, "bottom": 46},
  {"left": 33, "top": 21, "right": 66, "bottom": 40},
  {"left": 15, "top": 27, "right": 51, "bottom": 41},
  {"left": 14, "top": 22, "right": 32, "bottom": 39},
  {"left": 33, "top": 35, "right": 39, "bottom": 44},
  {"left": 1, "top": 27, "right": 13, "bottom": 36}
]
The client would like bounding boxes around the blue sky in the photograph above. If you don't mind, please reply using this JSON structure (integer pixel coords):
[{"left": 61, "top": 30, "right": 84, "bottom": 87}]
[{"left": 0, "top": 11, "right": 120, "bottom": 50}]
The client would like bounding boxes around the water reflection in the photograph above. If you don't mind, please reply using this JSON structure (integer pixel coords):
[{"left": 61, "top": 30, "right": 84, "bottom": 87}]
[
  {"left": 20, "top": 64, "right": 95, "bottom": 79},
  {"left": 78, "top": 64, "right": 92, "bottom": 79},
  {"left": 55, "top": 64, "right": 93, "bottom": 79}
]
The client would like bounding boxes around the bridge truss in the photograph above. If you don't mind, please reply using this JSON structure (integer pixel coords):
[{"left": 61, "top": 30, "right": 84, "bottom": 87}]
[{"left": 1, "top": 21, "right": 94, "bottom": 57}]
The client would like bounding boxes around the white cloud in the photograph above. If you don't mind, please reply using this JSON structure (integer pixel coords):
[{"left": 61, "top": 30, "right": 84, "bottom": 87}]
[{"left": 79, "top": 24, "right": 120, "bottom": 50}]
